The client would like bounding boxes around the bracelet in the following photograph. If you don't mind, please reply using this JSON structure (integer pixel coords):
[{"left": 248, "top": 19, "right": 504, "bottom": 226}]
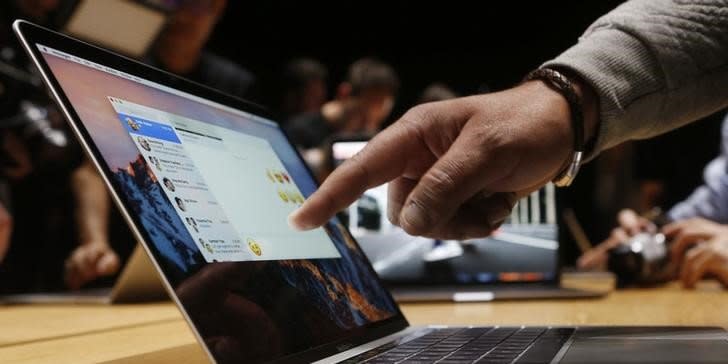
[{"left": 524, "top": 68, "right": 584, "bottom": 187}]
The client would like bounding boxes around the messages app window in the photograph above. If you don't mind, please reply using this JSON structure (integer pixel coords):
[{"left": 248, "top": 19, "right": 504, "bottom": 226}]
[{"left": 109, "top": 97, "right": 341, "bottom": 262}]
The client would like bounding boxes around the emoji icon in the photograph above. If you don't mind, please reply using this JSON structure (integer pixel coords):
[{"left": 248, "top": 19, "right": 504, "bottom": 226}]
[
  {"left": 295, "top": 192, "right": 305, "bottom": 204},
  {"left": 286, "top": 190, "right": 297, "bottom": 203},
  {"left": 282, "top": 173, "right": 290, "bottom": 183},
  {"left": 247, "top": 238, "right": 262, "bottom": 256},
  {"left": 288, "top": 191, "right": 301, "bottom": 204},
  {"left": 277, "top": 189, "right": 289, "bottom": 203},
  {"left": 274, "top": 172, "right": 284, "bottom": 183},
  {"left": 266, "top": 169, "right": 275, "bottom": 182}
]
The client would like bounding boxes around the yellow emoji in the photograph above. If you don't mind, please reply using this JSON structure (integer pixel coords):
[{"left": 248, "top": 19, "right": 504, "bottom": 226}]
[
  {"left": 286, "top": 190, "right": 298, "bottom": 204},
  {"left": 278, "top": 189, "right": 289, "bottom": 203},
  {"left": 247, "top": 238, "right": 262, "bottom": 256},
  {"left": 266, "top": 169, "right": 275, "bottom": 182}
]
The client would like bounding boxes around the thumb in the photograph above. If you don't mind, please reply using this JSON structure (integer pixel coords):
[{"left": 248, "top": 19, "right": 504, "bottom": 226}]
[
  {"left": 398, "top": 134, "right": 508, "bottom": 236},
  {"left": 96, "top": 251, "right": 120, "bottom": 276}
]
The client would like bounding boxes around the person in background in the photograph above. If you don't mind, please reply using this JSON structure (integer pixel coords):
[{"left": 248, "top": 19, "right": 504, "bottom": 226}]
[
  {"left": 285, "top": 58, "right": 399, "bottom": 150},
  {"left": 0, "top": 202, "right": 10, "bottom": 263},
  {"left": 579, "top": 113, "right": 728, "bottom": 288},
  {"left": 289, "top": 0, "right": 728, "bottom": 260},
  {"left": 64, "top": 0, "right": 256, "bottom": 289},
  {"left": 0, "top": 0, "right": 256, "bottom": 290},
  {"left": 418, "top": 83, "right": 458, "bottom": 104},
  {"left": 632, "top": 113, "right": 724, "bottom": 213},
  {"left": 279, "top": 58, "right": 329, "bottom": 122},
  {"left": 152, "top": 0, "right": 255, "bottom": 100},
  {"left": 0, "top": 0, "right": 111, "bottom": 292}
]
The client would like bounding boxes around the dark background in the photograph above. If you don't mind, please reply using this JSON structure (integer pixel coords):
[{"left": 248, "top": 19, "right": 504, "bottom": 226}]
[
  {"left": 207, "top": 1, "right": 625, "bottom": 116},
  {"left": 204, "top": 1, "right": 725, "bottom": 264}
]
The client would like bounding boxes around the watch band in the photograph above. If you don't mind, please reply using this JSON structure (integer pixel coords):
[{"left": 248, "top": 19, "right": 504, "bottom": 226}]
[{"left": 524, "top": 68, "right": 585, "bottom": 187}]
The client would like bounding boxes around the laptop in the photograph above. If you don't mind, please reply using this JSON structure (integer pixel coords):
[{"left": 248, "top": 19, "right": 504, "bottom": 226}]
[
  {"left": 328, "top": 138, "right": 610, "bottom": 302},
  {"left": 15, "top": 20, "right": 728, "bottom": 364},
  {"left": 0, "top": 244, "right": 167, "bottom": 304}
]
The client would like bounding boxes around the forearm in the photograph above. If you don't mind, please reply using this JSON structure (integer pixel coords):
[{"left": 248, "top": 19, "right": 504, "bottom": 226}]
[
  {"left": 71, "top": 160, "right": 110, "bottom": 245},
  {"left": 543, "top": 0, "right": 728, "bottom": 158}
]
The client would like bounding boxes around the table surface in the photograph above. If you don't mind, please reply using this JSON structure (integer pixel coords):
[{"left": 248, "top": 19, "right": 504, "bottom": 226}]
[{"left": 1, "top": 281, "right": 726, "bottom": 364}]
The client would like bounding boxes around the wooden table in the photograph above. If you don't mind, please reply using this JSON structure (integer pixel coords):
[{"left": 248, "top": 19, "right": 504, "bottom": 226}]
[{"left": 1, "top": 282, "right": 726, "bottom": 363}]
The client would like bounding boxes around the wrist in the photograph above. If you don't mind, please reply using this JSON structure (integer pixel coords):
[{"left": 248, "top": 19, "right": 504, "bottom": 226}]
[
  {"left": 78, "top": 238, "right": 110, "bottom": 248},
  {"left": 524, "top": 68, "right": 591, "bottom": 186}
]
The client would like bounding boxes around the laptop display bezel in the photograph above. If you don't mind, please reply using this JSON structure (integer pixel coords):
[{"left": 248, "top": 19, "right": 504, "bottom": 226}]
[{"left": 14, "top": 20, "right": 409, "bottom": 364}]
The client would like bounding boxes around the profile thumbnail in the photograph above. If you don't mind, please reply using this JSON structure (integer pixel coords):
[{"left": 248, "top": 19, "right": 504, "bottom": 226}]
[
  {"left": 163, "top": 177, "right": 175, "bottom": 192},
  {"left": 150, "top": 156, "right": 162, "bottom": 171},
  {"left": 185, "top": 217, "right": 198, "bottom": 233},
  {"left": 137, "top": 136, "right": 151, "bottom": 151},
  {"left": 175, "top": 196, "right": 186, "bottom": 212},
  {"left": 126, "top": 117, "right": 140, "bottom": 131}
]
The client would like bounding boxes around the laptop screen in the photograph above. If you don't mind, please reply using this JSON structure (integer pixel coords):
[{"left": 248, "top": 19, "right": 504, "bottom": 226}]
[
  {"left": 35, "top": 43, "right": 401, "bottom": 363},
  {"left": 331, "top": 140, "right": 560, "bottom": 286}
]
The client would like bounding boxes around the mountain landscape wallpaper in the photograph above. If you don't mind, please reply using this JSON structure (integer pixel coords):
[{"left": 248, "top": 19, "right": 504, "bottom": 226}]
[{"left": 42, "top": 50, "right": 401, "bottom": 362}]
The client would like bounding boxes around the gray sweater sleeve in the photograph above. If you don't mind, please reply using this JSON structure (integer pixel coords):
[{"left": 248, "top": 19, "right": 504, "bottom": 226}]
[{"left": 542, "top": 0, "right": 728, "bottom": 157}]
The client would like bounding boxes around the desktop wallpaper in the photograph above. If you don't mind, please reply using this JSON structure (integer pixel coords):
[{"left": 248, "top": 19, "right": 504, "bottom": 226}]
[{"left": 41, "top": 50, "right": 399, "bottom": 363}]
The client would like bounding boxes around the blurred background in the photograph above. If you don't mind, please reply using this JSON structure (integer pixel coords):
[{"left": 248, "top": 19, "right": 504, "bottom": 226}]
[
  {"left": 0, "top": 0, "right": 725, "bottom": 291},
  {"left": 206, "top": 0, "right": 725, "bottom": 265},
  {"left": 212, "top": 2, "right": 624, "bottom": 117}
]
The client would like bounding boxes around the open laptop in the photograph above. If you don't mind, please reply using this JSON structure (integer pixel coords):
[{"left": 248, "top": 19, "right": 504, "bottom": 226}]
[
  {"left": 0, "top": 244, "right": 167, "bottom": 304},
  {"left": 329, "top": 138, "right": 610, "bottom": 302},
  {"left": 15, "top": 20, "right": 728, "bottom": 364}
]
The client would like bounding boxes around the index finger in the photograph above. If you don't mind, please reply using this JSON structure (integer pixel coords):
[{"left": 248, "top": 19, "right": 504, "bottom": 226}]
[
  {"left": 661, "top": 220, "right": 685, "bottom": 238},
  {"left": 289, "top": 121, "right": 424, "bottom": 230}
]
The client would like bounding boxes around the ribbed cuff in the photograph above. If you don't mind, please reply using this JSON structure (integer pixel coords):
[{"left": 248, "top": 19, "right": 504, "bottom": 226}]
[{"left": 542, "top": 28, "right": 662, "bottom": 160}]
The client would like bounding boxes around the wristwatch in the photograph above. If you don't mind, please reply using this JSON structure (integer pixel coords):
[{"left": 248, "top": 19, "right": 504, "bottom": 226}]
[{"left": 524, "top": 68, "right": 585, "bottom": 187}]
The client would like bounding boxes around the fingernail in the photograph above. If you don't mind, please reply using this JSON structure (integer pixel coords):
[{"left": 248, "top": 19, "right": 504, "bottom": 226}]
[
  {"left": 401, "top": 202, "right": 427, "bottom": 233},
  {"left": 488, "top": 210, "right": 510, "bottom": 227},
  {"left": 288, "top": 210, "right": 314, "bottom": 231}
]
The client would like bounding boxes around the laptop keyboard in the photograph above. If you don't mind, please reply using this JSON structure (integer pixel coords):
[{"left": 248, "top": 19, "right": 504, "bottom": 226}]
[{"left": 343, "top": 327, "right": 574, "bottom": 364}]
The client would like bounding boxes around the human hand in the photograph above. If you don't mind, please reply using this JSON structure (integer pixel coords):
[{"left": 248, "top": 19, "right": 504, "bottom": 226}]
[
  {"left": 663, "top": 218, "right": 728, "bottom": 267},
  {"left": 64, "top": 242, "right": 120, "bottom": 290},
  {"left": 290, "top": 80, "right": 598, "bottom": 239},
  {"left": 679, "top": 235, "right": 728, "bottom": 289},
  {"left": 577, "top": 209, "right": 655, "bottom": 270}
]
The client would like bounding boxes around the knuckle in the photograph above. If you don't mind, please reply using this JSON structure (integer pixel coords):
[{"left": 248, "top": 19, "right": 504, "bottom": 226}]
[
  {"left": 423, "top": 166, "right": 459, "bottom": 197},
  {"left": 401, "top": 104, "right": 433, "bottom": 125}
]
